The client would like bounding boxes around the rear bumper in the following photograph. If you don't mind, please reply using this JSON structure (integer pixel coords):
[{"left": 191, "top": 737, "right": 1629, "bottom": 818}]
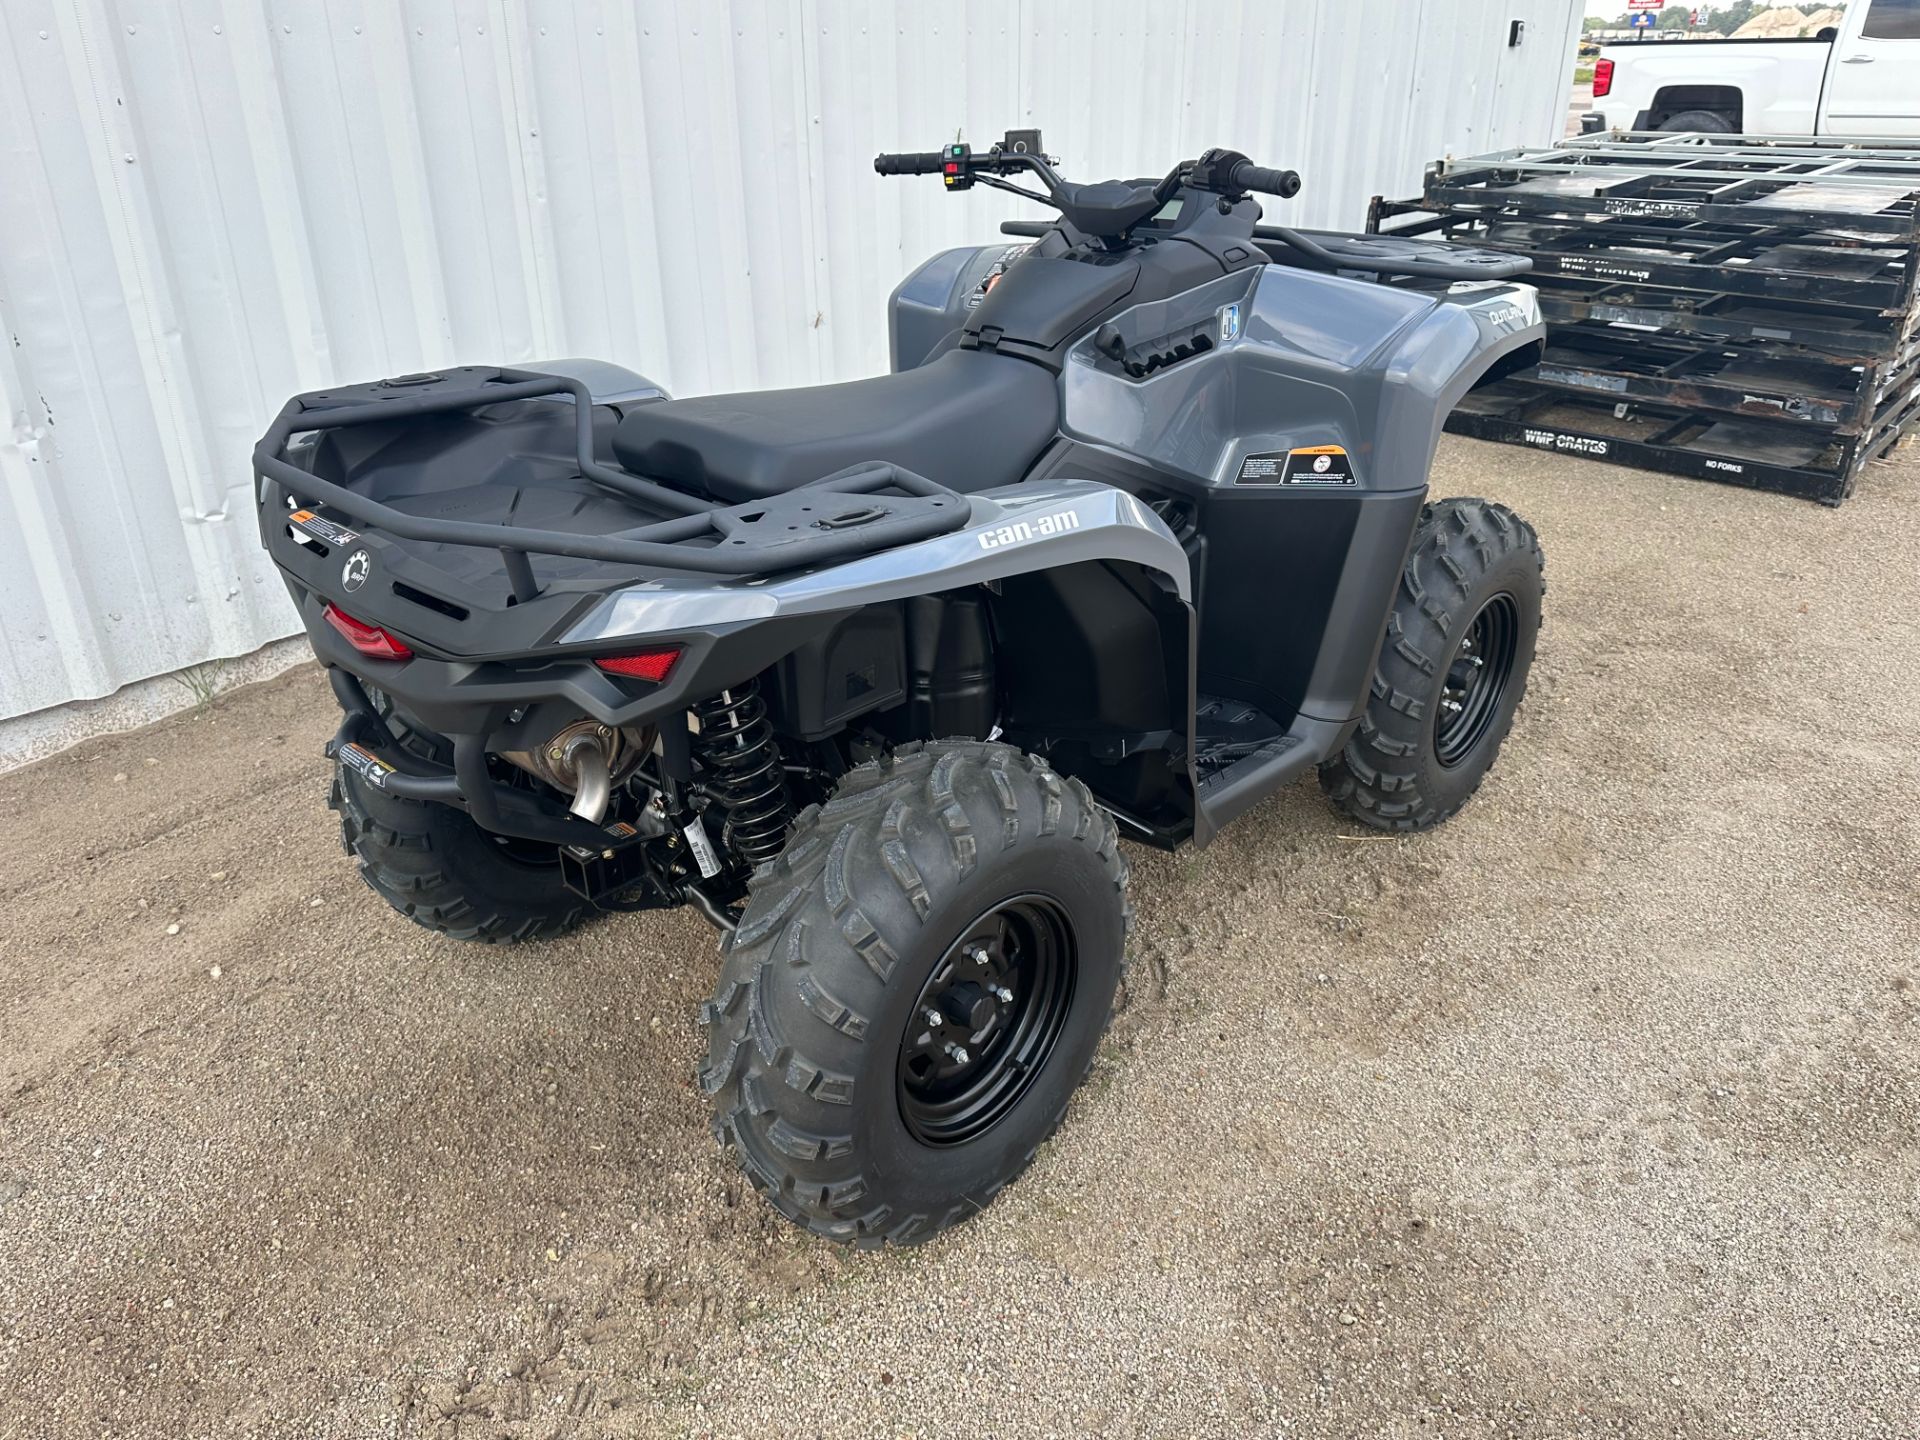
[
  {"left": 323, "top": 668, "right": 609, "bottom": 847},
  {"left": 301, "top": 592, "right": 826, "bottom": 847},
  {"left": 295, "top": 584, "right": 824, "bottom": 738}
]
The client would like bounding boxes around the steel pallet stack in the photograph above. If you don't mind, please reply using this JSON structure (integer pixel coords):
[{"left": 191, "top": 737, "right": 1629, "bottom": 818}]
[{"left": 1370, "top": 133, "right": 1920, "bottom": 505}]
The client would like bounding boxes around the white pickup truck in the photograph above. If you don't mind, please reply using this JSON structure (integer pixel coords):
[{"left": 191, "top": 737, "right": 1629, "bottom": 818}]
[{"left": 1587, "top": 0, "right": 1919, "bottom": 137}]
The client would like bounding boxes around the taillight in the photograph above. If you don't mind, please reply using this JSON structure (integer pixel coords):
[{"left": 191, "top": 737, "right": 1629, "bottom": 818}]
[
  {"left": 594, "top": 647, "right": 682, "bottom": 683},
  {"left": 1592, "top": 58, "right": 1613, "bottom": 98},
  {"left": 323, "top": 603, "right": 414, "bottom": 661}
]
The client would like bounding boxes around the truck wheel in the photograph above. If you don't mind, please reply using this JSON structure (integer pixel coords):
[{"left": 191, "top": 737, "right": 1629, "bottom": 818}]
[
  {"left": 700, "top": 740, "right": 1129, "bottom": 1247},
  {"left": 1658, "top": 109, "right": 1736, "bottom": 134},
  {"left": 1319, "top": 497, "right": 1544, "bottom": 833},
  {"left": 328, "top": 718, "right": 594, "bottom": 944}
]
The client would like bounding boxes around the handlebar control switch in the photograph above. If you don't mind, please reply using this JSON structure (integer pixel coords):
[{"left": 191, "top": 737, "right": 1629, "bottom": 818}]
[
  {"left": 1188, "top": 148, "right": 1256, "bottom": 196},
  {"left": 943, "top": 143, "right": 975, "bottom": 191}
]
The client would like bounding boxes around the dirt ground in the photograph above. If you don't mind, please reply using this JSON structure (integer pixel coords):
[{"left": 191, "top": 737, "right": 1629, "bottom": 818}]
[{"left": 1, "top": 436, "right": 1916, "bottom": 1440}]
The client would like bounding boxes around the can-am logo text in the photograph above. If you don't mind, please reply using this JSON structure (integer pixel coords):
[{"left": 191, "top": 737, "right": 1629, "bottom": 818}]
[{"left": 978, "top": 509, "right": 1081, "bottom": 550}]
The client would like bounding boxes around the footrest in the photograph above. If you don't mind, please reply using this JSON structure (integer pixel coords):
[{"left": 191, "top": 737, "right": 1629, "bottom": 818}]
[{"left": 1195, "top": 734, "right": 1301, "bottom": 799}]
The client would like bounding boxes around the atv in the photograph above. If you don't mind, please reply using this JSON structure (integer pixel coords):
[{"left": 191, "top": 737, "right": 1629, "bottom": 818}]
[{"left": 255, "top": 134, "right": 1547, "bottom": 1247}]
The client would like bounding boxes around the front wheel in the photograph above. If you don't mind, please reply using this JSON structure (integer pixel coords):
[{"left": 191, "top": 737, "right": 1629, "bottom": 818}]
[
  {"left": 700, "top": 740, "right": 1129, "bottom": 1247},
  {"left": 1319, "top": 497, "right": 1544, "bottom": 832}
]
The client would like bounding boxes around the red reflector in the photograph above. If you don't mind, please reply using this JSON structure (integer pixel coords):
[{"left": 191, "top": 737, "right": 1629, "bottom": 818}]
[
  {"left": 323, "top": 603, "right": 414, "bottom": 661},
  {"left": 594, "top": 647, "right": 682, "bottom": 683},
  {"left": 1592, "top": 58, "right": 1612, "bottom": 98}
]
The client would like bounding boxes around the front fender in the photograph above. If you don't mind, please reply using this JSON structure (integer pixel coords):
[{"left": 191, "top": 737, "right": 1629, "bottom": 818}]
[
  {"left": 559, "top": 480, "right": 1190, "bottom": 644},
  {"left": 1372, "top": 284, "right": 1547, "bottom": 485}
]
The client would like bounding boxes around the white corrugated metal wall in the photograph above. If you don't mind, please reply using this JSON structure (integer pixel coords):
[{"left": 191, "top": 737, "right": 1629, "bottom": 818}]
[{"left": 0, "top": 0, "right": 1579, "bottom": 735}]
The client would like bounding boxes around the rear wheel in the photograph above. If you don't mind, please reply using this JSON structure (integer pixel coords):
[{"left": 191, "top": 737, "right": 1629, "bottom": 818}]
[
  {"left": 1658, "top": 109, "right": 1736, "bottom": 134},
  {"left": 328, "top": 700, "right": 594, "bottom": 944},
  {"left": 700, "top": 740, "right": 1129, "bottom": 1247},
  {"left": 1319, "top": 497, "right": 1544, "bottom": 832}
]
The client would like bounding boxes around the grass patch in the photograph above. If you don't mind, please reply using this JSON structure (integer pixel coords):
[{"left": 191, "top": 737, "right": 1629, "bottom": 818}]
[{"left": 169, "top": 662, "right": 224, "bottom": 711}]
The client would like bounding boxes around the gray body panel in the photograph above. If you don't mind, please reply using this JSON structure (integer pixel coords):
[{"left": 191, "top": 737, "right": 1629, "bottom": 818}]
[
  {"left": 522, "top": 356, "right": 670, "bottom": 408},
  {"left": 562, "top": 479, "right": 1190, "bottom": 642},
  {"left": 887, "top": 244, "right": 1028, "bottom": 371},
  {"left": 1059, "top": 265, "right": 1542, "bottom": 493}
]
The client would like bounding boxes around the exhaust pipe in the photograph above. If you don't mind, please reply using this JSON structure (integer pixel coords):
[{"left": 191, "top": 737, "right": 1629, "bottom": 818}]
[
  {"left": 565, "top": 736, "right": 612, "bottom": 824},
  {"left": 500, "top": 719, "right": 644, "bottom": 827}
]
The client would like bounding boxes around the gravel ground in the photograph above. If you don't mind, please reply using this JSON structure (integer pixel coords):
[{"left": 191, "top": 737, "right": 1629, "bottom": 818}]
[{"left": 1, "top": 436, "right": 1916, "bottom": 1439}]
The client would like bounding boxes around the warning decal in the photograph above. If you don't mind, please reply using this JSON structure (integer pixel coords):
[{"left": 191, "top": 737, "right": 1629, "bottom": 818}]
[
  {"left": 1236, "top": 445, "right": 1358, "bottom": 487},
  {"left": 336, "top": 742, "right": 394, "bottom": 790},
  {"left": 288, "top": 509, "right": 361, "bottom": 547}
]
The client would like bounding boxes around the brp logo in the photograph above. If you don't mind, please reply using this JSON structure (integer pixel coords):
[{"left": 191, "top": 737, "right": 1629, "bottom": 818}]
[{"left": 342, "top": 550, "right": 371, "bottom": 593}]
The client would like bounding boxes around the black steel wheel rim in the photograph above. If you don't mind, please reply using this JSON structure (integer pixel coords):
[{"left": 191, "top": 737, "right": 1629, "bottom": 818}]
[
  {"left": 897, "top": 894, "right": 1078, "bottom": 1147},
  {"left": 1435, "top": 592, "right": 1520, "bottom": 769}
]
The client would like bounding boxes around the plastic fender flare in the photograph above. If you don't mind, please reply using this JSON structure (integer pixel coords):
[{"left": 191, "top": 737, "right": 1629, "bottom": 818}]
[{"left": 558, "top": 480, "right": 1193, "bottom": 646}]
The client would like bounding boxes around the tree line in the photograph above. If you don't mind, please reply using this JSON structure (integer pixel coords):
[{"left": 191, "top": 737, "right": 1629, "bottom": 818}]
[{"left": 1584, "top": 2, "right": 1836, "bottom": 35}]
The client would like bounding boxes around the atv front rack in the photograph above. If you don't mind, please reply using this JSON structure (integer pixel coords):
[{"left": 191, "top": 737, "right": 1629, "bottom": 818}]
[{"left": 254, "top": 367, "right": 969, "bottom": 597}]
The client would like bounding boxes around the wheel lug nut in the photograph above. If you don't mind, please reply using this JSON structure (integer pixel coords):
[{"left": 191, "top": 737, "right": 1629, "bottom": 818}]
[
  {"left": 944, "top": 1042, "right": 970, "bottom": 1065},
  {"left": 923, "top": 1008, "right": 943, "bottom": 1028},
  {"left": 992, "top": 984, "right": 1013, "bottom": 1003}
]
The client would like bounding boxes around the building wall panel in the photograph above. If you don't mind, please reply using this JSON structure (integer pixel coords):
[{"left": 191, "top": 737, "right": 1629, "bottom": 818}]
[{"left": 0, "top": 0, "right": 1579, "bottom": 724}]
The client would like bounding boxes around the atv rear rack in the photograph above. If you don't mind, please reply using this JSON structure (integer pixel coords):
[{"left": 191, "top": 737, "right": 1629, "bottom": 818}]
[{"left": 254, "top": 366, "right": 969, "bottom": 597}]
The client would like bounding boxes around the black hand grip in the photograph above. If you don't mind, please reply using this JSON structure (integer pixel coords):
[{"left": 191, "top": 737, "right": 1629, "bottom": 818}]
[
  {"left": 874, "top": 151, "right": 946, "bottom": 176},
  {"left": 1230, "top": 161, "right": 1302, "bottom": 199}
]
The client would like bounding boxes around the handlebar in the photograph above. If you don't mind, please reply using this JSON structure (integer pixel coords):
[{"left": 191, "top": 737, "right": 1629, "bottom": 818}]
[
  {"left": 874, "top": 138, "right": 1305, "bottom": 240},
  {"left": 1228, "top": 160, "right": 1302, "bottom": 199},
  {"left": 874, "top": 151, "right": 947, "bottom": 176}
]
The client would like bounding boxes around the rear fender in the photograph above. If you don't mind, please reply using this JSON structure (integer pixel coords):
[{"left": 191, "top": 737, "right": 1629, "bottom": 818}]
[
  {"left": 560, "top": 480, "right": 1191, "bottom": 642},
  {"left": 562, "top": 481, "right": 1197, "bottom": 834}
]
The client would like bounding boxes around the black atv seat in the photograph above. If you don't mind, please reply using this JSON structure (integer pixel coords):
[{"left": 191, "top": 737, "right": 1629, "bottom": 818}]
[{"left": 609, "top": 348, "right": 1058, "bottom": 503}]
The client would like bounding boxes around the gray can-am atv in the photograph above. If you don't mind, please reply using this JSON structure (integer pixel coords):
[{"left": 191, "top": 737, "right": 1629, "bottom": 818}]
[{"left": 255, "top": 135, "right": 1547, "bottom": 1247}]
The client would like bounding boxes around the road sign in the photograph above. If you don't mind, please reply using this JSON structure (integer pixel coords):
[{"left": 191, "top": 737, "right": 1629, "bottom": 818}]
[
  {"left": 1630, "top": 10, "right": 1655, "bottom": 27},
  {"left": 1626, "top": 0, "right": 1665, "bottom": 9}
]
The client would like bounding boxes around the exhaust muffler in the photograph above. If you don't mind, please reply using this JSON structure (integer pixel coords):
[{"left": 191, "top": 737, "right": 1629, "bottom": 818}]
[{"left": 501, "top": 719, "right": 644, "bottom": 826}]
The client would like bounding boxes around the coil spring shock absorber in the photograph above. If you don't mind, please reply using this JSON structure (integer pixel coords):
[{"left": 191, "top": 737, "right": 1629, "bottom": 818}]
[{"left": 691, "top": 680, "right": 793, "bottom": 868}]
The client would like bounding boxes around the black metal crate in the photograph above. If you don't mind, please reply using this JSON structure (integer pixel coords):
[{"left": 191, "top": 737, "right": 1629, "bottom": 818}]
[
  {"left": 1525, "top": 329, "right": 1920, "bottom": 433},
  {"left": 1447, "top": 376, "right": 1920, "bottom": 506},
  {"left": 1423, "top": 135, "right": 1920, "bottom": 241},
  {"left": 1368, "top": 199, "right": 1919, "bottom": 316},
  {"left": 1531, "top": 278, "right": 1916, "bottom": 359},
  {"left": 1368, "top": 134, "right": 1920, "bottom": 505}
]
